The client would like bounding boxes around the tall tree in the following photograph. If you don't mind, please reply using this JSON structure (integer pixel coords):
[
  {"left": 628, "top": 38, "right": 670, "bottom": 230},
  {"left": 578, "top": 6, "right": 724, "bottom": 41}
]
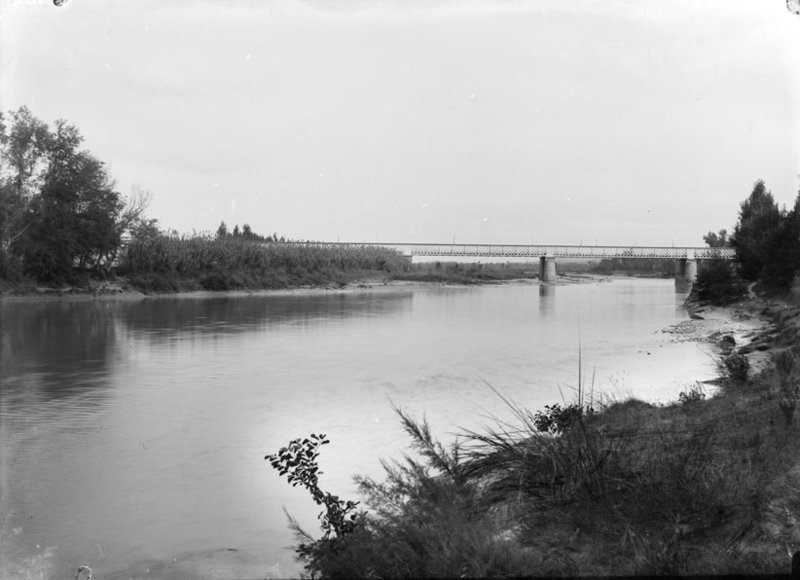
[
  {"left": 730, "top": 180, "right": 784, "bottom": 281},
  {"left": 0, "top": 107, "right": 140, "bottom": 283}
]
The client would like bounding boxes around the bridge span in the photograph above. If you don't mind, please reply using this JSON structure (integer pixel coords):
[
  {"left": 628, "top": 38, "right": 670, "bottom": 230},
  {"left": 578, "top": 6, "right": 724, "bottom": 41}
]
[{"left": 309, "top": 242, "right": 734, "bottom": 283}]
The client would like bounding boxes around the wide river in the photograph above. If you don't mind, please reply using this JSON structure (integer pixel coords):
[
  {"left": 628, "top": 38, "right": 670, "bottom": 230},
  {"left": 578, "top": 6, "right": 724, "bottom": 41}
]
[{"left": 1, "top": 278, "right": 717, "bottom": 578}]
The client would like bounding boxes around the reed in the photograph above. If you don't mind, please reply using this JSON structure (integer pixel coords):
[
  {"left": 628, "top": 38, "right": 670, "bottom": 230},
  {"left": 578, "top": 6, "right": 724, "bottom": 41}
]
[{"left": 119, "top": 234, "right": 410, "bottom": 292}]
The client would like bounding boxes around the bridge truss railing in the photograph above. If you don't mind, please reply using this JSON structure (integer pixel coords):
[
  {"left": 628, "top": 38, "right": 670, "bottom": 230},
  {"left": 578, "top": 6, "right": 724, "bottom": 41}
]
[{"left": 300, "top": 243, "right": 735, "bottom": 260}]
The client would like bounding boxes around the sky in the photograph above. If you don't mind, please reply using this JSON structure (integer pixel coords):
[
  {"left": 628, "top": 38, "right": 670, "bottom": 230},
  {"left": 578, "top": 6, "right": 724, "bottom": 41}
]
[{"left": 1, "top": 0, "right": 798, "bottom": 246}]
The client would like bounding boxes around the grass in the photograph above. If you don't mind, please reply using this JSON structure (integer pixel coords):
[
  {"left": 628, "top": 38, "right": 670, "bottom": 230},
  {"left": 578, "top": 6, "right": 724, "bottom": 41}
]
[{"left": 269, "top": 345, "right": 800, "bottom": 578}]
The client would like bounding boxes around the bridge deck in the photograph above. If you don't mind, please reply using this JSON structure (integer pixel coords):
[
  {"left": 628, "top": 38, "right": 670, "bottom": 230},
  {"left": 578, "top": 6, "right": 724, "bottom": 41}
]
[{"left": 306, "top": 243, "right": 734, "bottom": 260}]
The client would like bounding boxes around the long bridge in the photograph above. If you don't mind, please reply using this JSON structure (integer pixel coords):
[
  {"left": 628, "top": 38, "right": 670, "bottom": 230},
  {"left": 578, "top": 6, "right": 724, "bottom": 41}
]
[{"left": 306, "top": 242, "right": 734, "bottom": 282}]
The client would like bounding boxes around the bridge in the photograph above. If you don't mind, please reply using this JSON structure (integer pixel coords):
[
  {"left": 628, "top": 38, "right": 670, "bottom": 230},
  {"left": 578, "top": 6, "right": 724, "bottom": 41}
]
[{"left": 308, "top": 243, "right": 735, "bottom": 283}]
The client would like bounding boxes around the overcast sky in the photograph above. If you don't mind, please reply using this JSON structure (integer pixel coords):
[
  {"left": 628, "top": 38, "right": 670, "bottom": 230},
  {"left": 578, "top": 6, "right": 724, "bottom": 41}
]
[{"left": 2, "top": 0, "right": 798, "bottom": 246}]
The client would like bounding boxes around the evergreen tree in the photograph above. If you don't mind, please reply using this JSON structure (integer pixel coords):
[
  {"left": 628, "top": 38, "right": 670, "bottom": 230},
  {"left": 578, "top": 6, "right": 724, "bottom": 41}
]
[{"left": 731, "top": 180, "right": 783, "bottom": 281}]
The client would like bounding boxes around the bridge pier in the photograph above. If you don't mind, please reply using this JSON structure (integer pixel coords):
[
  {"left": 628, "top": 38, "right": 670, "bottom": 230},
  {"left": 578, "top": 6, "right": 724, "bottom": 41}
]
[
  {"left": 539, "top": 256, "right": 557, "bottom": 282},
  {"left": 674, "top": 258, "right": 697, "bottom": 283}
]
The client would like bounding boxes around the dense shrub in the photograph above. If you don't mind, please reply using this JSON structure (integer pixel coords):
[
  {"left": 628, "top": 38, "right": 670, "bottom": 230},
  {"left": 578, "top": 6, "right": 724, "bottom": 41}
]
[
  {"left": 721, "top": 353, "right": 750, "bottom": 384},
  {"left": 125, "top": 272, "right": 179, "bottom": 293},
  {"left": 533, "top": 402, "right": 593, "bottom": 434},
  {"left": 693, "top": 260, "right": 747, "bottom": 304}
]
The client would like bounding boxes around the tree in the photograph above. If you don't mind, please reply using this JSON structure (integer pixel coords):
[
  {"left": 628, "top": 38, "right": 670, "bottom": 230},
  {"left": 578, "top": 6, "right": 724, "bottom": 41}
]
[
  {"left": 730, "top": 180, "right": 784, "bottom": 281},
  {"left": 0, "top": 107, "right": 51, "bottom": 277},
  {"left": 217, "top": 221, "right": 228, "bottom": 238},
  {"left": 703, "top": 229, "right": 729, "bottom": 248},
  {"left": 0, "top": 106, "right": 145, "bottom": 283}
]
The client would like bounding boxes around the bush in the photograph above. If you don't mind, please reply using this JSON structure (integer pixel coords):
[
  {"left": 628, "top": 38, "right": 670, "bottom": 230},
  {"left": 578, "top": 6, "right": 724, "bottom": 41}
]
[
  {"left": 267, "top": 410, "right": 546, "bottom": 578},
  {"left": 694, "top": 260, "right": 746, "bottom": 305},
  {"left": 126, "top": 272, "right": 179, "bottom": 293},
  {"left": 533, "top": 402, "right": 593, "bottom": 434},
  {"left": 266, "top": 434, "right": 365, "bottom": 577},
  {"left": 678, "top": 383, "right": 706, "bottom": 405},
  {"left": 199, "top": 272, "right": 233, "bottom": 291},
  {"left": 721, "top": 353, "right": 750, "bottom": 384}
]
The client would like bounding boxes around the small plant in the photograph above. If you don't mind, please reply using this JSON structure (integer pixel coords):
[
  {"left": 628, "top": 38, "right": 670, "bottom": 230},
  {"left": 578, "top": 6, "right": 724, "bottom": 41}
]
[
  {"left": 678, "top": 384, "right": 706, "bottom": 405},
  {"left": 533, "top": 402, "right": 593, "bottom": 434},
  {"left": 266, "top": 434, "right": 364, "bottom": 574}
]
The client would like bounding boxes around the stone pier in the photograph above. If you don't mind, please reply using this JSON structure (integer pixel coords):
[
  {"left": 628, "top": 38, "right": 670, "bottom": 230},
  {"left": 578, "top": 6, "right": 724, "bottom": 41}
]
[
  {"left": 674, "top": 253, "right": 698, "bottom": 283},
  {"left": 539, "top": 256, "right": 557, "bottom": 282}
]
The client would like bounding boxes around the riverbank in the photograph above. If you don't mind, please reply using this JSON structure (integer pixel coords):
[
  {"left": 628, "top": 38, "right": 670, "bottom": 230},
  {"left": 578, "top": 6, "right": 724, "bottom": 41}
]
[{"left": 680, "top": 288, "right": 800, "bottom": 375}]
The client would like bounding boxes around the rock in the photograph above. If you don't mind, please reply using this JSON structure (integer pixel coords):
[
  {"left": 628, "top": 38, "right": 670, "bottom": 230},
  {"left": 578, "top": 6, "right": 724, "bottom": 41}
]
[
  {"left": 720, "top": 335, "right": 736, "bottom": 348},
  {"left": 689, "top": 313, "right": 705, "bottom": 320}
]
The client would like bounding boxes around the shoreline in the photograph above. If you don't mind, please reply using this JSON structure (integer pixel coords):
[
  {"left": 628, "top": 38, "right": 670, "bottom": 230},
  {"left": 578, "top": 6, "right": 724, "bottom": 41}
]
[
  {"left": 0, "top": 272, "right": 600, "bottom": 303},
  {"left": 679, "top": 291, "right": 800, "bottom": 377}
]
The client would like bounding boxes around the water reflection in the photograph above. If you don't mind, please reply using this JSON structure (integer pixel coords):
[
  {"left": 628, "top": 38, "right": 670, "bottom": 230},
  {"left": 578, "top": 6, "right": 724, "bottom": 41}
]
[
  {"left": 1, "top": 301, "right": 118, "bottom": 402},
  {"left": 539, "top": 284, "right": 555, "bottom": 316},
  {"left": 122, "top": 291, "right": 413, "bottom": 343},
  {"left": 0, "top": 280, "right": 713, "bottom": 580}
]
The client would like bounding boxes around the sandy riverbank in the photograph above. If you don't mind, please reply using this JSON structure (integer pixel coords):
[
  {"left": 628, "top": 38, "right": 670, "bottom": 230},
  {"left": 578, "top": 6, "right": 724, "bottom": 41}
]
[
  {"left": 675, "top": 291, "right": 800, "bottom": 377},
  {"left": 660, "top": 297, "right": 771, "bottom": 376}
]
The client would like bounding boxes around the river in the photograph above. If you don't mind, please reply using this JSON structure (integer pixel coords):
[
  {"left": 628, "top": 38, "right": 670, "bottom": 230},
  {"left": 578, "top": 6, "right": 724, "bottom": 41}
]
[{"left": 0, "top": 278, "right": 717, "bottom": 578}]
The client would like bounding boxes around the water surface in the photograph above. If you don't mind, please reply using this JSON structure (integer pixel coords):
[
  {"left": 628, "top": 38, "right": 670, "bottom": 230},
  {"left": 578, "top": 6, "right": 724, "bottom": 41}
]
[{"left": 0, "top": 279, "right": 715, "bottom": 578}]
